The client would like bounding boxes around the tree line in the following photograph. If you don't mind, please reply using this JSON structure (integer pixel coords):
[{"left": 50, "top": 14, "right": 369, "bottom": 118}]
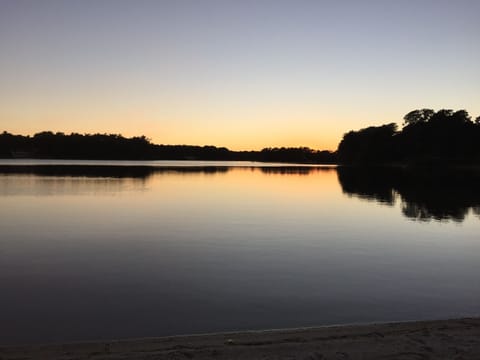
[
  {"left": 0, "top": 131, "right": 336, "bottom": 164},
  {"left": 2, "top": 108, "right": 479, "bottom": 164},
  {"left": 338, "top": 109, "right": 480, "bottom": 165}
]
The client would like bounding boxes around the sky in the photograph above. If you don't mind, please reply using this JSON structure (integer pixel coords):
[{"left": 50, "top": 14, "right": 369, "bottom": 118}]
[{"left": 0, "top": 0, "right": 479, "bottom": 151}]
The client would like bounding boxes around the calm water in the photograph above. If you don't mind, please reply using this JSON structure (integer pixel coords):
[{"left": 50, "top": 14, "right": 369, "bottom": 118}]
[{"left": 1, "top": 161, "right": 479, "bottom": 345}]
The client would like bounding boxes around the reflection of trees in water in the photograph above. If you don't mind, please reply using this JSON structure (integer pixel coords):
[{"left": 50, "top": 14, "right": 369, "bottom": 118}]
[
  {"left": 0, "top": 166, "right": 233, "bottom": 196},
  {"left": 259, "top": 166, "right": 335, "bottom": 175},
  {"left": 474, "top": 207, "right": 480, "bottom": 219},
  {"left": 337, "top": 168, "right": 397, "bottom": 205},
  {"left": 0, "top": 164, "right": 334, "bottom": 196},
  {"left": 0, "top": 165, "right": 230, "bottom": 179},
  {"left": 400, "top": 202, "right": 467, "bottom": 223},
  {"left": 0, "top": 165, "right": 333, "bottom": 178},
  {"left": 0, "top": 173, "right": 147, "bottom": 197},
  {"left": 337, "top": 166, "right": 480, "bottom": 222}
]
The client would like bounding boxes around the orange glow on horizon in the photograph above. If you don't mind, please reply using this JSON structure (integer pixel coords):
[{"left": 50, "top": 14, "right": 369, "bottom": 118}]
[{"left": 1, "top": 114, "right": 346, "bottom": 151}]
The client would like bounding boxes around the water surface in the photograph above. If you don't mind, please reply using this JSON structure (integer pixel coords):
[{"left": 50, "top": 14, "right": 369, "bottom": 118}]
[{"left": 1, "top": 161, "right": 479, "bottom": 345}]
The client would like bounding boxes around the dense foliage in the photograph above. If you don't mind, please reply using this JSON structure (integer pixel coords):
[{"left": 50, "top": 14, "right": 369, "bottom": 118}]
[
  {"left": 3, "top": 108, "right": 479, "bottom": 164},
  {"left": 338, "top": 109, "right": 480, "bottom": 164},
  {"left": 0, "top": 131, "right": 336, "bottom": 164}
]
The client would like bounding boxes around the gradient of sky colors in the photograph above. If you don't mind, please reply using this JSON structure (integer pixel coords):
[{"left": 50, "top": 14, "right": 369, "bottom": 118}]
[{"left": 1, "top": 0, "right": 479, "bottom": 150}]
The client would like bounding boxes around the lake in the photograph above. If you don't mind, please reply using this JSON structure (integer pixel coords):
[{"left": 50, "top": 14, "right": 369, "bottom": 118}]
[{"left": 1, "top": 160, "right": 479, "bottom": 345}]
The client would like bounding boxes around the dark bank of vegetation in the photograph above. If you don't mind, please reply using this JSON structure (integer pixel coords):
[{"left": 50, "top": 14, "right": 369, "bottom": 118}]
[
  {"left": 1, "top": 108, "right": 479, "bottom": 165},
  {"left": 0, "top": 131, "right": 336, "bottom": 164},
  {"left": 338, "top": 109, "right": 480, "bottom": 165},
  {"left": 337, "top": 166, "right": 480, "bottom": 222}
]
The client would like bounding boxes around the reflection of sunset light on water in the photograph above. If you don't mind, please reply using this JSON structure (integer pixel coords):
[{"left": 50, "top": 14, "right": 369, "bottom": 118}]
[{"left": 1, "top": 163, "right": 480, "bottom": 345}]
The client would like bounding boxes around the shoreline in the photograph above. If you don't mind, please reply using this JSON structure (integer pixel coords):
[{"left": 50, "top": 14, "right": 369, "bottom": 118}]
[{"left": 2, "top": 317, "right": 479, "bottom": 359}]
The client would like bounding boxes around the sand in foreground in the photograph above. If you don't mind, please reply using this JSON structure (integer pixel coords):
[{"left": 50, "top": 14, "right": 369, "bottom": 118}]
[{"left": 1, "top": 318, "right": 479, "bottom": 359}]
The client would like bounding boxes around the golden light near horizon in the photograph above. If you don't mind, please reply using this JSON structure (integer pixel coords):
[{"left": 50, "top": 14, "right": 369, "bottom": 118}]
[{"left": 1, "top": 0, "right": 479, "bottom": 151}]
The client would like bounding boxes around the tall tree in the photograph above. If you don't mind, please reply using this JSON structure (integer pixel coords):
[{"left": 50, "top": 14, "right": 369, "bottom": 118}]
[{"left": 403, "top": 108, "right": 434, "bottom": 126}]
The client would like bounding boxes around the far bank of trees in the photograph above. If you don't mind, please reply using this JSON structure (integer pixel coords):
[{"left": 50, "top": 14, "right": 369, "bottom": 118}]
[
  {"left": 337, "top": 109, "right": 480, "bottom": 165},
  {"left": 0, "top": 131, "right": 336, "bottom": 164},
  {"left": 2, "top": 108, "right": 479, "bottom": 165}
]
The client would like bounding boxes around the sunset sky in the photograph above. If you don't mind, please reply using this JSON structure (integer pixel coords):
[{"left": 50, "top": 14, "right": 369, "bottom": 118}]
[{"left": 1, "top": 0, "right": 479, "bottom": 151}]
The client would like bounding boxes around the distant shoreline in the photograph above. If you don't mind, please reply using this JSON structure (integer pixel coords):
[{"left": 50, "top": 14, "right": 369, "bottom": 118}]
[
  {"left": 2, "top": 317, "right": 479, "bottom": 359},
  {"left": 0, "top": 132, "right": 337, "bottom": 164},
  {"left": 2, "top": 157, "right": 480, "bottom": 169}
]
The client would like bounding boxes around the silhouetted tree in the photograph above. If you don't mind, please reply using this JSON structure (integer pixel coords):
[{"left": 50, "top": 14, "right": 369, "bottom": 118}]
[
  {"left": 338, "top": 108, "right": 480, "bottom": 165},
  {"left": 403, "top": 108, "right": 434, "bottom": 126},
  {"left": 337, "top": 123, "right": 398, "bottom": 164}
]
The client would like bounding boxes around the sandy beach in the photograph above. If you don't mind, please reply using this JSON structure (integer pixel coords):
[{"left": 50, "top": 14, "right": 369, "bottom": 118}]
[{"left": 1, "top": 317, "right": 479, "bottom": 359}]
